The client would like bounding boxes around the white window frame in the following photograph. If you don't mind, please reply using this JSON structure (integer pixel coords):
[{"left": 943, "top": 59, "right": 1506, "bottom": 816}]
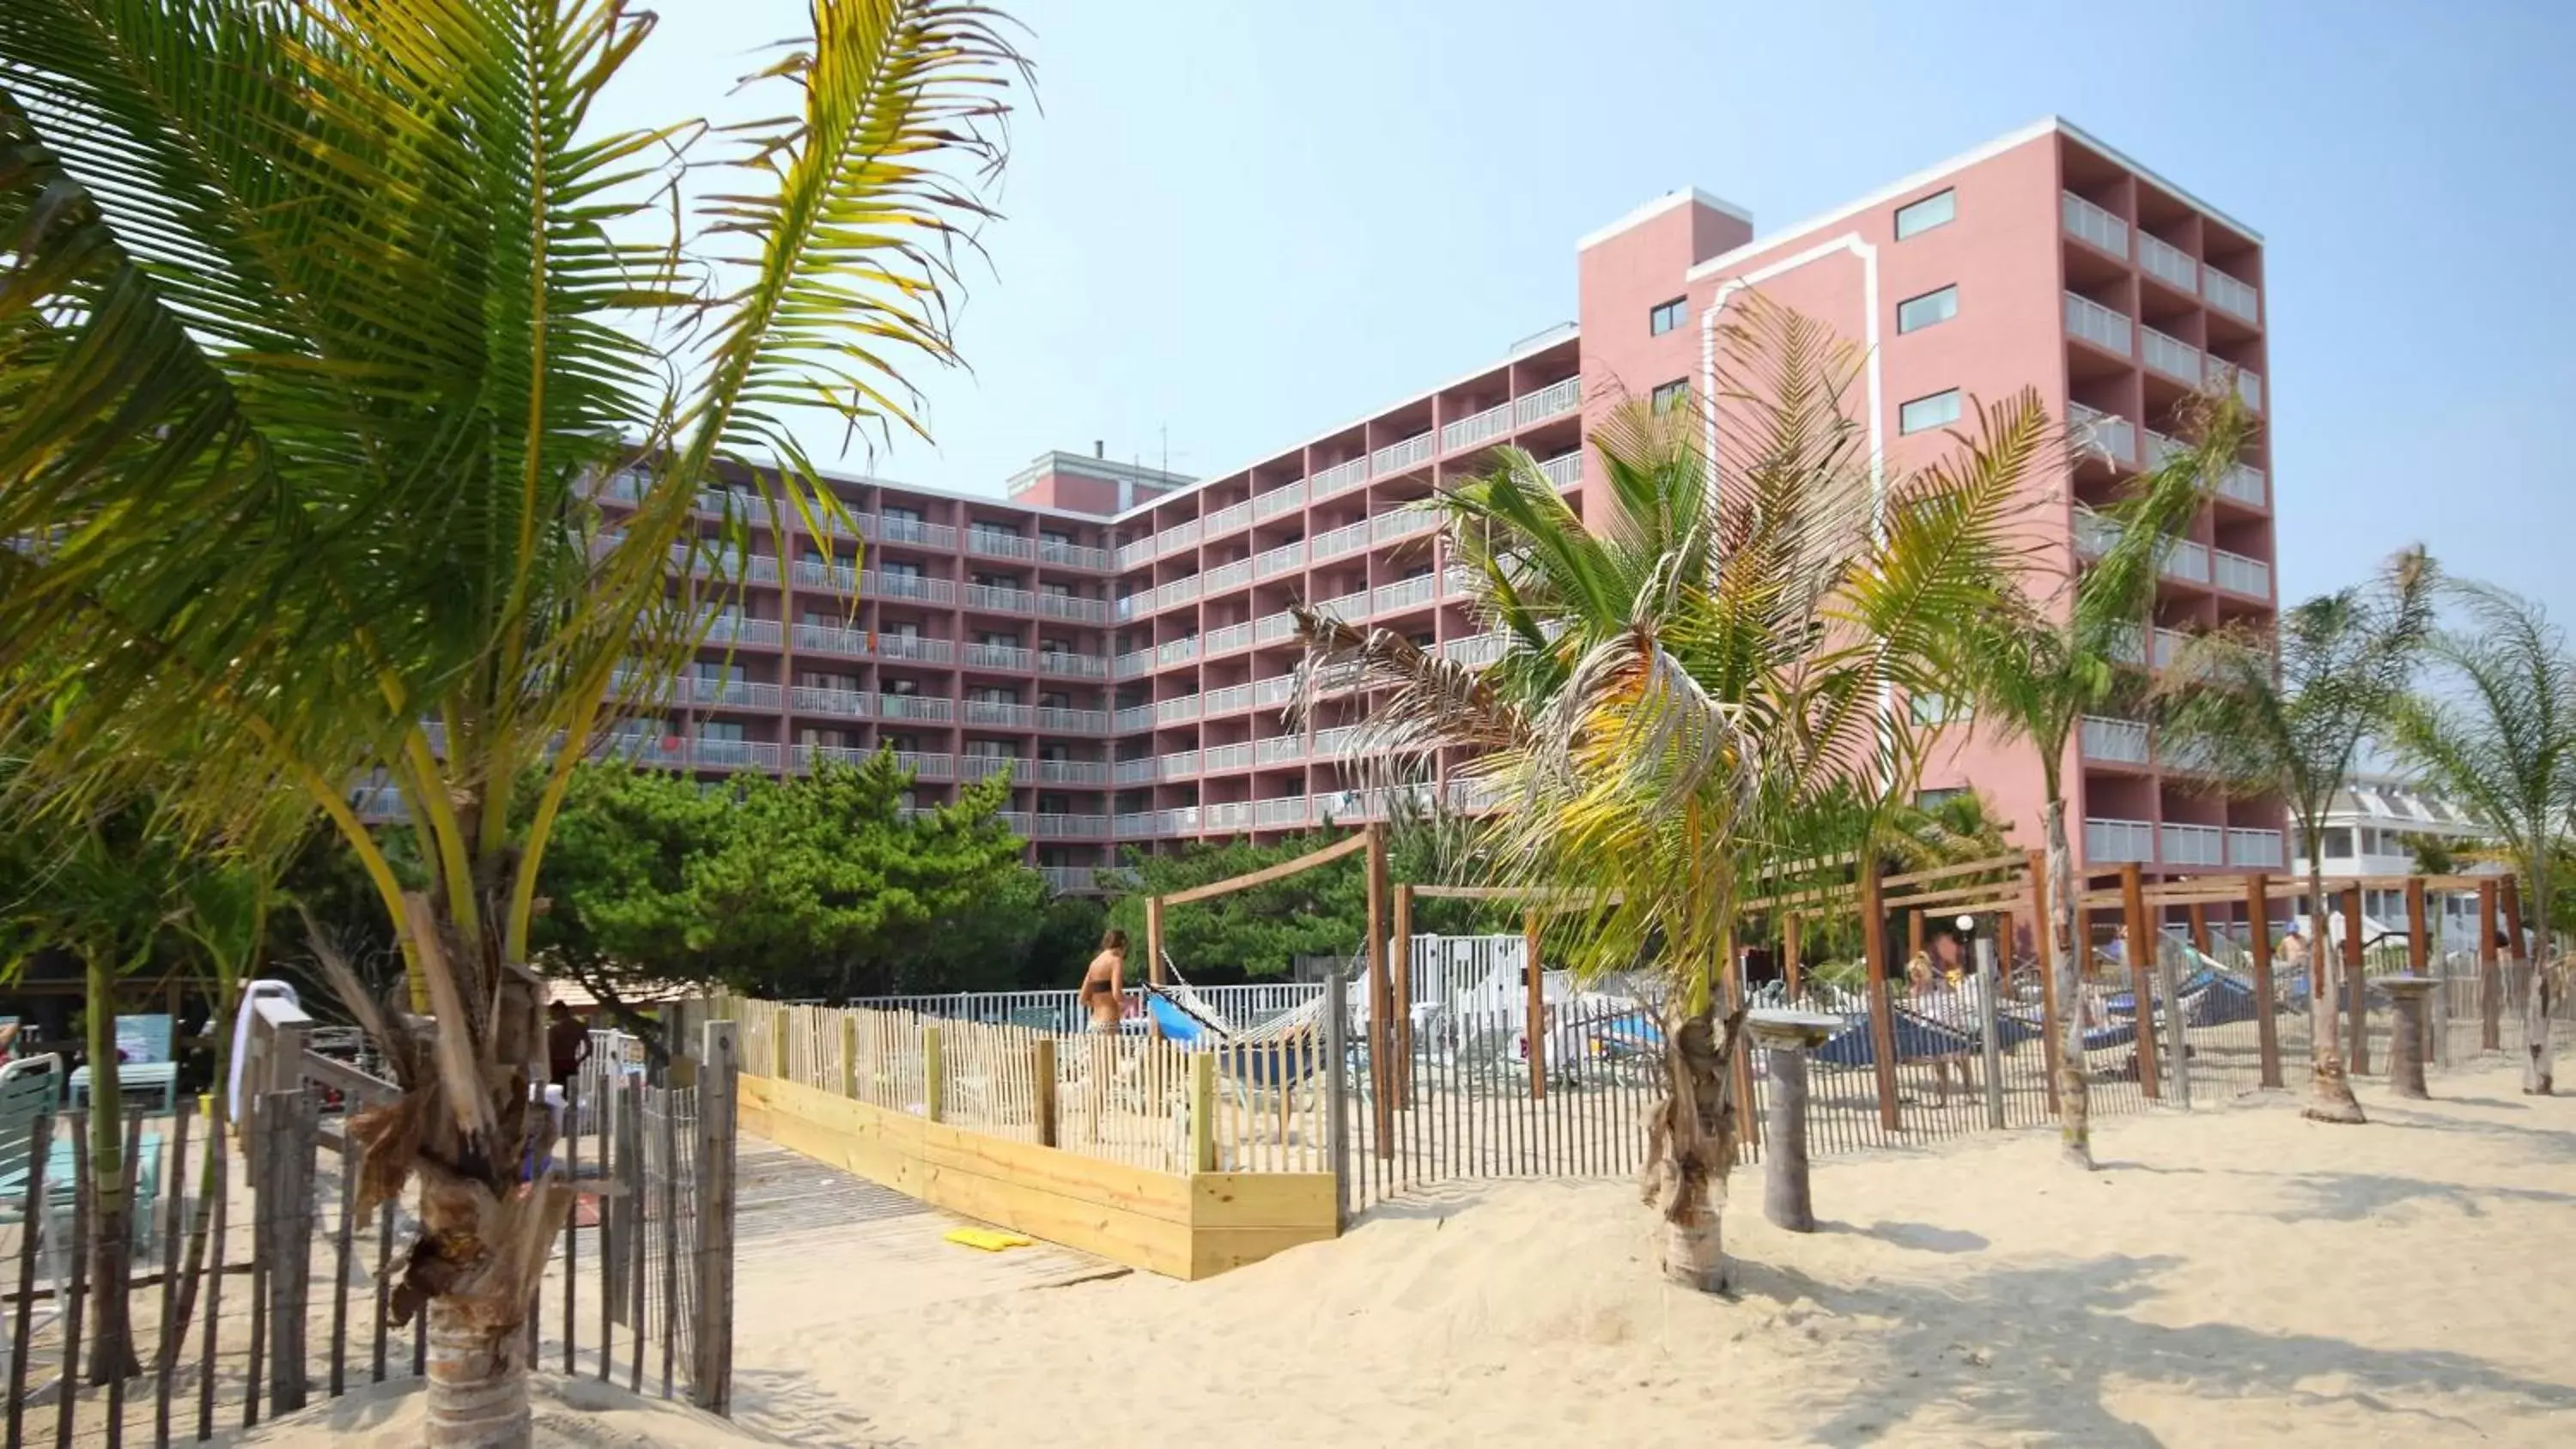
[
  {"left": 1648, "top": 296, "right": 1687, "bottom": 336},
  {"left": 1894, "top": 189, "right": 1956, "bottom": 239},
  {"left": 1899, "top": 388, "right": 1963, "bottom": 434},
  {"left": 1897, "top": 284, "right": 1959, "bottom": 335}
]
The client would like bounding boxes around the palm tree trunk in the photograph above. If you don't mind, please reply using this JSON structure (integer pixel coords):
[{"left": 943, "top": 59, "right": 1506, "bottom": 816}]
[
  {"left": 1646, "top": 1009, "right": 1739, "bottom": 1292},
  {"left": 2304, "top": 863, "right": 2366, "bottom": 1123},
  {"left": 2525, "top": 858, "right": 2555, "bottom": 1095},
  {"left": 422, "top": 1267, "right": 531, "bottom": 1448},
  {"left": 82, "top": 950, "right": 141, "bottom": 1384},
  {"left": 2043, "top": 803, "right": 2091, "bottom": 1168}
]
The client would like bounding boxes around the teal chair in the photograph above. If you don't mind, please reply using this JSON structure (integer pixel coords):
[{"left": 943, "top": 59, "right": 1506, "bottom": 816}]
[{"left": 0, "top": 1056, "right": 68, "bottom": 1352}]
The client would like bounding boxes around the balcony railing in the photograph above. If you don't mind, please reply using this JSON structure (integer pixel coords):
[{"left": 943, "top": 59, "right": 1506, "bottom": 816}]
[
  {"left": 1112, "top": 648, "right": 1152, "bottom": 679},
  {"left": 967, "top": 527, "right": 1035, "bottom": 561},
  {"left": 1039, "top": 866, "right": 1101, "bottom": 892},
  {"left": 1202, "top": 558, "right": 1255, "bottom": 593},
  {"left": 1034, "top": 813, "right": 1107, "bottom": 840},
  {"left": 1037, "top": 591, "right": 1112, "bottom": 624},
  {"left": 1252, "top": 481, "right": 1308, "bottom": 520},
  {"left": 864, "top": 572, "right": 956, "bottom": 605},
  {"left": 2079, "top": 715, "right": 2150, "bottom": 765},
  {"left": 793, "top": 559, "right": 860, "bottom": 591},
  {"left": 2060, "top": 191, "right": 2129, "bottom": 258},
  {"left": 1202, "top": 682, "right": 1254, "bottom": 716},
  {"left": 1156, "top": 636, "right": 1199, "bottom": 666},
  {"left": 2160, "top": 822, "right": 2226, "bottom": 868},
  {"left": 957, "top": 753, "right": 1019, "bottom": 781},
  {"left": 1155, "top": 575, "right": 1202, "bottom": 611},
  {"left": 1371, "top": 574, "right": 1438, "bottom": 614},
  {"left": 2163, "top": 537, "right": 2211, "bottom": 585},
  {"left": 2204, "top": 268, "right": 2259, "bottom": 324},
  {"left": 1114, "top": 704, "right": 1155, "bottom": 733},
  {"left": 1441, "top": 632, "right": 1508, "bottom": 668},
  {"left": 1155, "top": 694, "right": 1202, "bottom": 724},
  {"left": 2073, "top": 509, "right": 2123, "bottom": 556},
  {"left": 2137, "top": 233, "right": 2198, "bottom": 295},
  {"left": 1036, "top": 758, "right": 1109, "bottom": 785},
  {"left": 1309, "top": 518, "right": 1372, "bottom": 562},
  {"left": 1255, "top": 735, "right": 1303, "bottom": 766},
  {"left": 1513, "top": 375, "right": 1581, "bottom": 427},
  {"left": 1253, "top": 675, "right": 1297, "bottom": 708},
  {"left": 690, "top": 739, "right": 783, "bottom": 771},
  {"left": 1254, "top": 797, "right": 1312, "bottom": 829},
  {"left": 1202, "top": 742, "right": 1255, "bottom": 773},
  {"left": 2085, "top": 816, "right": 2157, "bottom": 864},
  {"left": 1309, "top": 456, "right": 1370, "bottom": 500},
  {"left": 792, "top": 743, "right": 872, "bottom": 772},
  {"left": 1255, "top": 540, "right": 1307, "bottom": 579},
  {"left": 877, "top": 517, "right": 956, "bottom": 549},
  {"left": 876, "top": 693, "right": 954, "bottom": 722},
  {"left": 2212, "top": 549, "right": 2269, "bottom": 597},
  {"left": 1442, "top": 398, "right": 1513, "bottom": 453},
  {"left": 1203, "top": 621, "right": 1255, "bottom": 656},
  {"left": 681, "top": 676, "right": 781, "bottom": 708},
  {"left": 1370, "top": 432, "right": 1435, "bottom": 477},
  {"left": 700, "top": 616, "right": 783, "bottom": 646},
  {"left": 2063, "top": 292, "right": 2133, "bottom": 357},
  {"left": 962, "top": 582, "right": 1036, "bottom": 614},
  {"left": 2140, "top": 326, "right": 2204, "bottom": 385},
  {"left": 1312, "top": 590, "right": 1370, "bottom": 624},
  {"left": 789, "top": 685, "right": 870, "bottom": 718},
  {"left": 1113, "top": 757, "right": 1156, "bottom": 785},
  {"left": 963, "top": 700, "right": 1034, "bottom": 728},
  {"left": 1255, "top": 612, "right": 1297, "bottom": 645},
  {"left": 1163, "top": 520, "right": 1203, "bottom": 555},
  {"left": 876, "top": 634, "right": 953, "bottom": 664},
  {"left": 1115, "top": 538, "right": 1154, "bottom": 570},
  {"left": 1538, "top": 451, "right": 1583, "bottom": 490},
  {"left": 1037, "top": 537, "right": 1114, "bottom": 571},
  {"left": 888, "top": 750, "right": 954, "bottom": 781},
  {"left": 1035, "top": 706, "right": 1109, "bottom": 733},
  {"left": 2227, "top": 827, "right": 2285, "bottom": 868},
  {"left": 1311, "top": 725, "right": 1360, "bottom": 758},
  {"left": 2216, "top": 463, "right": 2269, "bottom": 509},
  {"left": 1372, "top": 506, "right": 1438, "bottom": 544},
  {"left": 962, "top": 642, "right": 1032, "bottom": 671},
  {"left": 1204, "top": 801, "right": 1255, "bottom": 833},
  {"left": 1202, "top": 500, "right": 1254, "bottom": 539},
  {"left": 1038, "top": 649, "right": 1109, "bottom": 679},
  {"left": 2069, "top": 403, "right": 2136, "bottom": 468},
  {"left": 2219, "top": 364, "right": 2264, "bottom": 414}
]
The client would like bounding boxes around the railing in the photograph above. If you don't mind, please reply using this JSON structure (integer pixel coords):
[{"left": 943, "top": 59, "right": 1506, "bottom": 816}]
[
  {"left": 1309, "top": 518, "right": 1372, "bottom": 561},
  {"left": 2212, "top": 549, "right": 2269, "bottom": 597},
  {"left": 1255, "top": 611, "right": 1297, "bottom": 644},
  {"left": 1370, "top": 432, "right": 1434, "bottom": 477},
  {"left": 878, "top": 517, "right": 956, "bottom": 549},
  {"left": 1038, "top": 649, "right": 1109, "bottom": 678},
  {"left": 1538, "top": 451, "right": 1583, "bottom": 490},
  {"left": 2079, "top": 715, "right": 2151, "bottom": 765},
  {"left": 1202, "top": 621, "right": 1255, "bottom": 656},
  {"left": 1038, "top": 591, "right": 1113, "bottom": 623},
  {"left": 789, "top": 620, "right": 866, "bottom": 654},
  {"left": 2204, "top": 267, "right": 2259, "bottom": 324},
  {"left": 1513, "top": 375, "right": 1581, "bottom": 427},
  {"left": 1254, "top": 796, "right": 1312, "bottom": 828},
  {"left": 1255, "top": 735, "right": 1303, "bottom": 766},
  {"left": 2085, "top": 816, "right": 2157, "bottom": 864},
  {"left": 2227, "top": 828, "right": 2285, "bottom": 868},
  {"left": 2063, "top": 292, "right": 2133, "bottom": 356},
  {"left": 1115, "top": 538, "right": 1155, "bottom": 570},
  {"left": 1155, "top": 693, "right": 1202, "bottom": 724},
  {"left": 1202, "top": 741, "right": 1255, "bottom": 773},
  {"left": 1034, "top": 813, "right": 1108, "bottom": 839},
  {"left": 1371, "top": 573, "right": 1438, "bottom": 614},
  {"left": 1309, "top": 456, "right": 1370, "bottom": 500},
  {"left": 691, "top": 738, "right": 783, "bottom": 770},
  {"left": 1113, "top": 648, "right": 1152, "bottom": 678},
  {"left": 889, "top": 749, "right": 955, "bottom": 780},
  {"left": 2060, "top": 191, "right": 2129, "bottom": 257},
  {"left": 1255, "top": 540, "right": 1307, "bottom": 579},
  {"left": 2069, "top": 403, "right": 2136, "bottom": 468},
  {"left": 681, "top": 676, "right": 781, "bottom": 708},
  {"left": 1443, "top": 566, "right": 1479, "bottom": 600},
  {"left": 963, "top": 699, "right": 1034, "bottom": 728},
  {"left": 1113, "top": 704, "right": 1155, "bottom": 733},
  {"left": 2152, "top": 627, "right": 2192, "bottom": 670},
  {"left": 790, "top": 685, "right": 870, "bottom": 717},
  {"left": 1038, "top": 865, "right": 1100, "bottom": 892},
  {"left": 2145, "top": 429, "right": 2189, "bottom": 468},
  {"left": 793, "top": 558, "right": 860, "bottom": 591},
  {"left": 793, "top": 743, "right": 872, "bottom": 771},
  {"left": 701, "top": 616, "right": 783, "bottom": 646},
  {"left": 1311, "top": 725, "right": 1360, "bottom": 758},
  {"left": 1204, "top": 800, "right": 1255, "bottom": 832},
  {"left": 1442, "top": 398, "right": 1513, "bottom": 453},
  {"left": 877, "top": 693, "right": 955, "bottom": 722},
  {"left": 2140, "top": 326, "right": 2203, "bottom": 385},
  {"left": 967, "top": 527, "right": 1035, "bottom": 561},
  {"left": 1153, "top": 749, "right": 1199, "bottom": 782},
  {"left": 877, "top": 634, "right": 954, "bottom": 664},
  {"left": 1113, "top": 757, "right": 1156, "bottom": 785},
  {"left": 2221, "top": 365, "right": 2264, "bottom": 413},
  {"left": 1372, "top": 506, "right": 1438, "bottom": 543},
  {"left": 962, "top": 641, "right": 1033, "bottom": 670},
  {"left": 1202, "top": 500, "right": 1254, "bottom": 539},
  {"left": 1159, "top": 520, "right": 1201, "bottom": 555},
  {"left": 1035, "top": 706, "right": 1109, "bottom": 733},
  {"left": 1202, "top": 682, "right": 1255, "bottom": 716},
  {"left": 865, "top": 572, "right": 957, "bottom": 604},
  {"left": 1037, "top": 537, "right": 1115, "bottom": 571},
  {"left": 1441, "top": 632, "right": 1508, "bottom": 667},
  {"left": 1252, "top": 480, "right": 1308, "bottom": 520},
  {"left": 2216, "top": 463, "right": 2268, "bottom": 509},
  {"left": 2137, "top": 233, "right": 2198, "bottom": 294},
  {"left": 1202, "top": 557, "right": 1255, "bottom": 592},
  {"left": 1035, "top": 757, "right": 1109, "bottom": 785},
  {"left": 962, "top": 582, "right": 1036, "bottom": 614},
  {"left": 1156, "top": 636, "right": 1199, "bottom": 666},
  {"left": 2159, "top": 734, "right": 2221, "bottom": 774},
  {"left": 1156, "top": 575, "right": 1203, "bottom": 610},
  {"left": 2163, "top": 537, "right": 2211, "bottom": 585},
  {"left": 2111, "top": 626, "right": 2147, "bottom": 664},
  {"left": 2160, "top": 822, "right": 2227, "bottom": 868},
  {"left": 1312, "top": 590, "right": 1370, "bottom": 624},
  {"left": 2073, "top": 509, "right": 2123, "bottom": 556},
  {"left": 957, "top": 752, "right": 1019, "bottom": 780},
  {"left": 1253, "top": 675, "right": 1297, "bottom": 708}
]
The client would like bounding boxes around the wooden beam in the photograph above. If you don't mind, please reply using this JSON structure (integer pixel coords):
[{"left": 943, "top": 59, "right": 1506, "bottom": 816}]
[
  {"left": 2248, "top": 873, "right": 2281, "bottom": 1088},
  {"left": 2123, "top": 864, "right": 2160, "bottom": 1100},
  {"left": 1159, "top": 830, "right": 1369, "bottom": 906},
  {"left": 2342, "top": 886, "right": 2368, "bottom": 1075},
  {"left": 1737, "top": 882, "right": 1860, "bottom": 914},
  {"left": 2478, "top": 876, "right": 2502, "bottom": 1052},
  {"left": 1883, "top": 876, "right": 2035, "bottom": 912},
  {"left": 1392, "top": 882, "right": 1414, "bottom": 1109},
  {"left": 1860, "top": 856, "right": 1900, "bottom": 1132},
  {"left": 1908, "top": 908, "right": 1925, "bottom": 964},
  {"left": 1880, "top": 852, "right": 2027, "bottom": 892},
  {"left": 1364, "top": 823, "right": 1394, "bottom": 1157},
  {"left": 1524, "top": 910, "right": 1546, "bottom": 1102},
  {"left": 1406, "top": 883, "right": 1618, "bottom": 905},
  {"left": 1783, "top": 913, "right": 1802, "bottom": 997},
  {"left": 2187, "top": 901, "right": 2210, "bottom": 958}
]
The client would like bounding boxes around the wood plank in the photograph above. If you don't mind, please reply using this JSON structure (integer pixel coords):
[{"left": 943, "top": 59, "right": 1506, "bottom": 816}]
[
  {"left": 1188, "top": 1173, "right": 1337, "bottom": 1228},
  {"left": 1189, "top": 1226, "right": 1337, "bottom": 1279},
  {"left": 1880, "top": 852, "right": 2026, "bottom": 893},
  {"left": 1159, "top": 831, "right": 1367, "bottom": 906}
]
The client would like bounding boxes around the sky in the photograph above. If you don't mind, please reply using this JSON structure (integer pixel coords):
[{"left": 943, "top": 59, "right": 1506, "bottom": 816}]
[{"left": 611, "top": 0, "right": 2576, "bottom": 624}]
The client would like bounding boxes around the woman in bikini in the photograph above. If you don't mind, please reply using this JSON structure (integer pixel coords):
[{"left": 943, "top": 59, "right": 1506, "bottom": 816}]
[{"left": 1080, "top": 929, "right": 1129, "bottom": 1033}]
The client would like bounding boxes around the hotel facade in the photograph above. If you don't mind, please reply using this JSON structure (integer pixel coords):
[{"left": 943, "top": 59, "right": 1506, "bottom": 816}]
[{"left": 556, "top": 117, "right": 2284, "bottom": 894}]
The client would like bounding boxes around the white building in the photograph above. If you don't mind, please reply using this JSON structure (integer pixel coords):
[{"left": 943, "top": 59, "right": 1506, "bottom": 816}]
[{"left": 2288, "top": 771, "right": 2498, "bottom": 947}]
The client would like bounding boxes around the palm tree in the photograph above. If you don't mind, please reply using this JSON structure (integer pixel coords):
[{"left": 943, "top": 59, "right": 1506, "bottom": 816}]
[
  {"left": 2152, "top": 549, "right": 2437, "bottom": 1122},
  {"left": 0, "top": 3, "right": 1023, "bottom": 1434},
  {"left": 1294, "top": 300, "right": 2044, "bottom": 1290},
  {"left": 1950, "top": 390, "right": 2256, "bottom": 1169},
  {"left": 2389, "top": 583, "right": 2573, "bottom": 1094}
]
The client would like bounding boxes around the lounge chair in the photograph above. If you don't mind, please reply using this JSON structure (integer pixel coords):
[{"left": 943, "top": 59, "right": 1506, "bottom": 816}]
[{"left": 0, "top": 1056, "right": 68, "bottom": 1355}]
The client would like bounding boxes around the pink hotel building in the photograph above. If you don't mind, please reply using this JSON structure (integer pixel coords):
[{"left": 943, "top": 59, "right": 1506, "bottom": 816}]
[{"left": 581, "top": 116, "right": 2285, "bottom": 894}]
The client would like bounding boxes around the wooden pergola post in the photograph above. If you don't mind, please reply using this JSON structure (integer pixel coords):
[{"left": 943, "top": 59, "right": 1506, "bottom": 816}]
[
  {"left": 1522, "top": 909, "right": 1546, "bottom": 1102},
  {"left": 2406, "top": 876, "right": 2435, "bottom": 1067},
  {"left": 1907, "top": 909, "right": 1925, "bottom": 965},
  {"left": 1364, "top": 822, "right": 1394, "bottom": 1155},
  {"left": 2247, "top": 873, "right": 2282, "bottom": 1088},
  {"left": 1860, "top": 856, "right": 1901, "bottom": 1131},
  {"left": 1391, "top": 882, "right": 1414, "bottom": 1108},
  {"left": 2187, "top": 901, "right": 2210, "bottom": 960},
  {"left": 2121, "top": 864, "right": 2160, "bottom": 1100},
  {"left": 1782, "top": 913, "right": 1802, "bottom": 997},
  {"left": 2026, "top": 849, "right": 2060, "bottom": 1114},
  {"left": 2342, "top": 886, "right": 2368, "bottom": 1076},
  {"left": 2478, "top": 876, "right": 2503, "bottom": 1052},
  {"left": 1144, "top": 895, "right": 1166, "bottom": 1040}
]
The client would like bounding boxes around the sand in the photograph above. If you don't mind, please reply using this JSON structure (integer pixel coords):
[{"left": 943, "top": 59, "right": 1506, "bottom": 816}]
[
  {"left": 727, "top": 1059, "right": 2576, "bottom": 1446},
  {"left": 217, "top": 1373, "right": 783, "bottom": 1447}
]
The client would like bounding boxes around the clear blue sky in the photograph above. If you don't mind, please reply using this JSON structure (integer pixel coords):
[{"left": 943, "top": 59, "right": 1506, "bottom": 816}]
[{"left": 618, "top": 0, "right": 2573, "bottom": 621}]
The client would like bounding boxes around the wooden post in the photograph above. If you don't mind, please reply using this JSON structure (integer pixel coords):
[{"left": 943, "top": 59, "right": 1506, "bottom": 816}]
[
  {"left": 1189, "top": 1053, "right": 1218, "bottom": 1173},
  {"left": 2342, "top": 886, "right": 2368, "bottom": 1075},
  {"left": 2407, "top": 876, "right": 2435, "bottom": 1068},
  {"left": 1907, "top": 909, "right": 1924, "bottom": 964},
  {"left": 1974, "top": 937, "right": 2008, "bottom": 1129},
  {"left": 2248, "top": 873, "right": 2282, "bottom": 1088},
  {"left": 1859, "top": 856, "right": 1901, "bottom": 1131},
  {"left": 1783, "top": 913, "right": 1802, "bottom": 997},
  {"left": 690, "top": 1021, "right": 738, "bottom": 1416},
  {"left": 1391, "top": 882, "right": 1414, "bottom": 1109},
  {"left": 2188, "top": 901, "right": 2210, "bottom": 959},
  {"left": 4, "top": 1096, "right": 52, "bottom": 1447},
  {"left": 1144, "top": 895, "right": 1166, "bottom": 1040},
  {"left": 1321, "top": 955, "right": 1352, "bottom": 1232},
  {"left": 769, "top": 1009, "right": 791, "bottom": 1085},
  {"left": 1033, "top": 1039, "right": 1059, "bottom": 1149},
  {"left": 2026, "top": 850, "right": 2061, "bottom": 1114},
  {"left": 2479, "top": 877, "right": 2503, "bottom": 1052},
  {"left": 2121, "top": 864, "right": 2160, "bottom": 1100},
  {"left": 1364, "top": 823, "right": 1394, "bottom": 1152},
  {"left": 921, "top": 1025, "right": 945, "bottom": 1124},
  {"left": 1724, "top": 936, "right": 1759, "bottom": 1150},
  {"left": 2384, "top": 978, "right": 2436, "bottom": 1100},
  {"left": 1523, "top": 909, "right": 1546, "bottom": 1102},
  {"left": 261, "top": 1090, "right": 316, "bottom": 1414},
  {"left": 839, "top": 1016, "right": 860, "bottom": 1099},
  {"left": 2154, "top": 911, "right": 2191, "bottom": 1109}
]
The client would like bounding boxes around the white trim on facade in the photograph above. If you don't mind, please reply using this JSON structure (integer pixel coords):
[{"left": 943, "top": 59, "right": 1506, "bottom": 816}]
[{"left": 1576, "top": 185, "right": 1757, "bottom": 252}]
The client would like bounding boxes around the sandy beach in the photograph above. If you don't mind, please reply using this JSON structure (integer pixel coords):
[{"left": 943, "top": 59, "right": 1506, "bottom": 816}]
[{"left": 725, "top": 1059, "right": 2576, "bottom": 1446}]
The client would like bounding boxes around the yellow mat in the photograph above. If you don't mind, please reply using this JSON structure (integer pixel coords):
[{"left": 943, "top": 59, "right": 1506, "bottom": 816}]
[{"left": 944, "top": 1227, "right": 1034, "bottom": 1253}]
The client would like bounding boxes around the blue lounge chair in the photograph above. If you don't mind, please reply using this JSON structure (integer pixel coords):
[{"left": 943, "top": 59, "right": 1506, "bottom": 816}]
[{"left": 1810, "top": 1009, "right": 1978, "bottom": 1069}]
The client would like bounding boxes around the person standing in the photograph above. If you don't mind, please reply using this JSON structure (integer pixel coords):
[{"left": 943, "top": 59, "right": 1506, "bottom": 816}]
[
  {"left": 546, "top": 1001, "right": 591, "bottom": 1088},
  {"left": 1078, "top": 930, "right": 1129, "bottom": 1141}
]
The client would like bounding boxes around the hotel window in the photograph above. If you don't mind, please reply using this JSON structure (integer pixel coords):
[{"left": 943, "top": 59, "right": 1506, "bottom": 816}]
[
  {"left": 1899, "top": 388, "right": 1962, "bottom": 434},
  {"left": 1897, "top": 285, "right": 1959, "bottom": 335},
  {"left": 883, "top": 505, "right": 922, "bottom": 524},
  {"left": 2323, "top": 830, "right": 2354, "bottom": 859},
  {"left": 1909, "top": 691, "right": 1968, "bottom": 726},
  {"left": 1648, "top": 297, "right": 1687, "bottom": 336},
  {"left": 1649, "top": 379, "right": 1690, "bottom": 413},
  {"left": 1894, "top": 189, "right": 1955, "bottom": 239}
]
